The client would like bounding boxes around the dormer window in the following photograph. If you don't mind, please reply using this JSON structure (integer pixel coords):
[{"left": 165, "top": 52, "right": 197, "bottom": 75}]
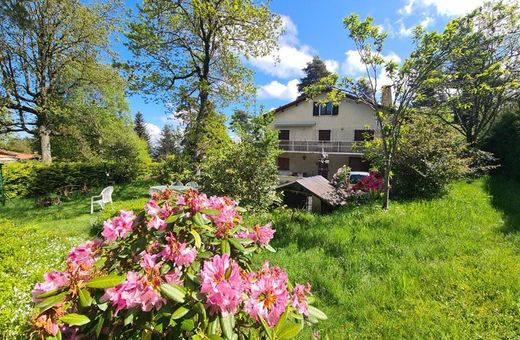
[{"left": 313, "top": 102, "right": 338, "bottom": 116}]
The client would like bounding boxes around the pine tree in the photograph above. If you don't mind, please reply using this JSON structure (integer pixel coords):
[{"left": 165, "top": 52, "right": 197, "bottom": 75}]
[
  {"left": 134, "top": 111, "right": 151, "bottom": 144},
  {"left": 297, "top": 56, "right": 331, "bottom": 93},
  {"left": 155, "top": 125, "right": 178, "bottom": 159}
]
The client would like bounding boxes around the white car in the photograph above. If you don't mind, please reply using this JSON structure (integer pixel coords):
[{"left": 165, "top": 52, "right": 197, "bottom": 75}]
[{"left": 348, "top": 171, "right": 370, "bottom": 184}]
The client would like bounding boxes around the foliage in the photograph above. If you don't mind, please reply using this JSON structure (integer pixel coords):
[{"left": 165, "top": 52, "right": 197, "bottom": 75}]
[
  {"left": 28, "top": 189, "right": 325, "bottom": 339},
  {"left": 201, "top": 112, "right": 281, "bottom": 210},
  {"left": 151, "top": 155, "right": 193, "bottom": 185},
  {"left": 125, "top": 0, "right": 282, "bottom": 162},
  {"left": 2, "top": 161, "right": 146, "bottom": 199},
  {"left": 484, "top": 102, "right": 520, "bottom": 180},
  {"left": 297, "top": 56, "right": 331, "bottom": 94},
  {"left": 305, "top": 14, "right": 448, "bottom": 209},
  {"left": 421, "top": 1, "right": 520, "bottom": 145},
  {"left": 0, "top": 134, "right": 34, "bottom": 153},
  {"left": 134, "top": 111, "right": 151, "bottom": 146},
  {"left": 392, "top": 115, "right": 470, "bottom": 198},
  {"left": 330, "top": 165, "right": 351, "bottom": 189},
  {"left": 0, "top": 0, "right": 122, "bottom": 162},
  {"left": 155, "top": 125, "right": 181, "bottom": 160}
]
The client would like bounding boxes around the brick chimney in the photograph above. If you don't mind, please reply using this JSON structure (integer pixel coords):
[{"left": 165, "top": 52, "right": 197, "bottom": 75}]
[{"left": 381, "top": 85, "right": 392, "bottom": 107}]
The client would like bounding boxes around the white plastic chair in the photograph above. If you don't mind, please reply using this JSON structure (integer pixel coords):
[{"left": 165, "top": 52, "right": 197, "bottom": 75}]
[
  {"left": 186, "top": 181, "right": 199, "bottom": 189},
  {"left": 90, "top": 186, "right": 114, "bottom": 214}
]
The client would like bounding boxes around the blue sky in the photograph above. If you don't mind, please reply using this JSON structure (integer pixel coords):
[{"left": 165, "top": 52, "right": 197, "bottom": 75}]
[{"left": 120, "top": 0, "right": 488, "bottom": 141}]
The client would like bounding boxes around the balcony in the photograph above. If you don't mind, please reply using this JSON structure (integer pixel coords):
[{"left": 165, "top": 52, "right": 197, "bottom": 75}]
[{"left": 278, "top": 140, "right": 363, "bottom": 154}]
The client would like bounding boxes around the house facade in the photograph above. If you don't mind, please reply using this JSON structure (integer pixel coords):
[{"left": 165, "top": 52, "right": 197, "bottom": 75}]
[{"left": 272, "top": 93, "right": 378, "bottom": 180}]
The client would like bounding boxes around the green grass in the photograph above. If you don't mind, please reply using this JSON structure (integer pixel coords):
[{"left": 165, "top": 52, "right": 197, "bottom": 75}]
[
  {"left": 1, "top": 176, "right": 520, "bottom": 338},
  {"left": 263, "top": 176, "right": 520, "bottom": 338}
]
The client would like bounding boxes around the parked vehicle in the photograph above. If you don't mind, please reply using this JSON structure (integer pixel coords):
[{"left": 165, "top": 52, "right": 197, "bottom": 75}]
[{"left": 348, "top": 171, "right": 370, "bottom": 184}]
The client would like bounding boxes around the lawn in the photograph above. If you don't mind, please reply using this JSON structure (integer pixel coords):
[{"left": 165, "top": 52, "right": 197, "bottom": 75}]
[{"left": 1, "top": 176, "right": 519, "bottom": 338}]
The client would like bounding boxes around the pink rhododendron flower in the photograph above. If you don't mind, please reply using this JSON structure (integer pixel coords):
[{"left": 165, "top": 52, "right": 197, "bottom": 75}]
[
  {"left": 245, "top": 261, "right": 289, "bottom": 326},
  {"left": 101, "top": 271, "right": 165, "bottom": 314},
  {"left": 291, "top": 283, "right": 311, "bottom": 316},
  {"left": 236, "top": 223, "right": 275, "bottom": 246},
  {"left": 144, "top": 199, "right": 161, "bottom": 217},
  {"left": 101, "top": 210, "right": 136, "bottom": 242},
  {"left": 200, "top": 254, "right": 244, "bottom": 314},
  {"left": 164, "top": 270, "right": 182, "bottom": 285},
  {"left": 160, "top": 233, "right": 197, "bottom": 267},
  {"left": 67, "top": 240, "right": 101, "bottom": 267},
  {"left": 147, "top": 216, "right": 167, "bottom": 231},
  {"left": 140, "top": 252, "right": 159, "bottom": 270},
  {"left": 32, "top": 271, "right": 70, "bottom": 302}
]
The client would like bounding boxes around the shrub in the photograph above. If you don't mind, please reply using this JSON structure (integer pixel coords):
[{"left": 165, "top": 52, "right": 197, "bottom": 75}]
[
  {"left": 200, "top": 113, "right": 280, "bottom": 211},
  {"left": 392, "top": 115, "right": 470, "bottom": 198},
  {"left": 28, "top": 189, "right": 326, "bottom": 339},
  {"left": 2, "top": 161, "right": 145, "bottom": 199},
  {"left": 150, "top": 155, "right": 193, "bottom": 185}
]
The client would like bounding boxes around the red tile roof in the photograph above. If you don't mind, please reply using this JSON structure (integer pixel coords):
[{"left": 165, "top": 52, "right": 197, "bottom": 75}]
[{"left": 0, "top": 149, "right": 38, "bottom": 160}]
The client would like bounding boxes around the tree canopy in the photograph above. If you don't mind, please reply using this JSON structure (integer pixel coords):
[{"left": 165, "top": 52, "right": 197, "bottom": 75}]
[{"left": 298, "top": 56, "right": 331, "bottom": 94}]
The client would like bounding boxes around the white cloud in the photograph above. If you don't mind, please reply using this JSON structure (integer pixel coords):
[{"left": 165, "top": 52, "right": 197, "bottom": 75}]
[
  {"left": 249, "top": 44, "right": 313, "bottom": 78},
  {"left": 279, "top": 15, "right": 298, "bottom": 46},
  {"left": 340, "top": 50, "right": 401, "bottom": 76},
  {"left": 397, "top": 13, "right": 434, "bottom": 37},
  {"left": 257, "top": 79, "right": 300, "bottom": 101},
  {"left": 145, "top": 123, "right": 161, "bottom": 146},
  {"left": 324, "top": 59, "right": 339, "bottom": 73},
  {"left": 399, "top": 0, "right": 486, "bottom": 16}
]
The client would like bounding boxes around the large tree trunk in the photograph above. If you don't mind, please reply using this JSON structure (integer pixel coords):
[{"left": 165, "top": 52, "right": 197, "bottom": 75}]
[
  {"left": 193, "top": 89, "right": 209, "bottom": 176},
  {"left": 39, "top": 126, "right": 52, "bottom": 163}
]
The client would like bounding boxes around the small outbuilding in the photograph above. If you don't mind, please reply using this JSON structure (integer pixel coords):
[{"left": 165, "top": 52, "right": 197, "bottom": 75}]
[
  {"left": 276, "top": 175, "right": 346, "bottom": 213},
  {"left": 0, "top": 149, "right": 38, "bottom": 163}
]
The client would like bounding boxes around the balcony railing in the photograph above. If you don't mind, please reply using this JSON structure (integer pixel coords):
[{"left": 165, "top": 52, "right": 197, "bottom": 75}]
[{"left": 278, "top": 140, "right": 362, "bottom": 153}]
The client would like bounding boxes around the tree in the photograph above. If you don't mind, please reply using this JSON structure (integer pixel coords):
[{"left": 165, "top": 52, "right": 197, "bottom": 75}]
[
  {"left": 297, "top": 56, "right": 331, "bottom": 93},
  {"left": 134, "top": 111, "right": 151, "bottom": 146},
  {"left": 155, "top": 125, "right": 179, "bottom": 160},
  {"left": 423, "top": 1, "right": 520, "bottom": 146},
  {"left": 305, "top": 15, "right": 449, "bottom": 209},
  {"left": 0, "top": 0, "right": 121, "bottom": 162},
  {"left": 125, "top": 0, "right": 282, "bottom": 167}
]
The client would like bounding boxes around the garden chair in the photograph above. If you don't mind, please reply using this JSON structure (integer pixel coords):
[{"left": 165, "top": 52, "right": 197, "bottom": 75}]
[
  {"left": 172, "top": 181, "right": 184, "bottom": 186},
  {"left": 186, "top": 181, "right": 199, "bottom": 189},
  {"left": 90, "top": 186, "right": 114, "bottom": 214}
]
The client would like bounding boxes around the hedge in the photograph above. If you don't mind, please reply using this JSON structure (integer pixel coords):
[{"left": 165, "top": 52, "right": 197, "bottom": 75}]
[{"left": 2, "top": 160, "right": 144, "bottom": 199}]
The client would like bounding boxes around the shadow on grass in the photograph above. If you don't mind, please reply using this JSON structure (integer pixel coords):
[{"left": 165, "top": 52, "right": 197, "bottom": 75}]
[{"left": 486, "top": 175, "right": 520, "bottom": 234}]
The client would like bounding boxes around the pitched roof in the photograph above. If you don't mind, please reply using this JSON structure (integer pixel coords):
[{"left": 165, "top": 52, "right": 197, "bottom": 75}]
[
  {"left": 0, "top": 149, "right": 37, "bottom": 160},
  {"left": 273, "top": 92, "right": 361, "bottom": 113},
  {"left": 277, "top": 175, "right": 346, "bottom": 206}
]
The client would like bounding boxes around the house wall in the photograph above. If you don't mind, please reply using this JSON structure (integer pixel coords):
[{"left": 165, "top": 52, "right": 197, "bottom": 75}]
[
  {"left": 278, "top": 153, "right": 354, "bottom": 179},
  {"left": 272, "top": 93, "right": 378, "bottom": 141}
]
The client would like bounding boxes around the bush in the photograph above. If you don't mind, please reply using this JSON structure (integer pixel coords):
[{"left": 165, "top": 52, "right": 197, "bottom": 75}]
[
  {"left": 200, "top": 113, "right": 280, "bottom": 211},
  {"left": 28, "top": 189, "right": 326, "bottom": 338},
  {"left": 392, "top": 115, "right": 470, "bottom": 198},
  {"left": 0, "top": 218, "right": 83, "bottom": 338},
  {"left": 150, "top": 155, "right": 193, "bottom": 185},
  {"left": 484, "top": 106, "right": 520, "bottom": 180},
  {"left": 2, "top": 161, "right": 145, "bottom": 199}
]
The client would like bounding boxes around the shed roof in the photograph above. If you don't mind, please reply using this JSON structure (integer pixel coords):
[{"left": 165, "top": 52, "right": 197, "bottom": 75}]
[
  {"left": 0, "top": 149, "right": 37, "bottom": 161},
  {"left": 277, "top": 175, "right": 345, "bottom": 206}
]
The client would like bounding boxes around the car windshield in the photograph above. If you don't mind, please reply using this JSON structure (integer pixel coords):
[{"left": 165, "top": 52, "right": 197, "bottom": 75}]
[{"left": 349, "top": 174, "right": 367, "bottom": 184}]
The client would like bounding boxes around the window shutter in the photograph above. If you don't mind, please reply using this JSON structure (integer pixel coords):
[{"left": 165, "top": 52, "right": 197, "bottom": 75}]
[
  {"left": 332, "top": 105, "right": 339, "bottom": 115},
  {"left": 313, "top": 102, "right": 319, "bottom": 116}
]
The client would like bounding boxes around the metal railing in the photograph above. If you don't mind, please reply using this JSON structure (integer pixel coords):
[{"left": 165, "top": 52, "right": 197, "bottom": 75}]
[{"left": 278, "top": 140, "right": 362, "bottom": 153}]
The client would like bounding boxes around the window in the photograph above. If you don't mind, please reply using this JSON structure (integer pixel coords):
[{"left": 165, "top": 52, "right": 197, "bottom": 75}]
[
  {"left": 278, "top": 130, "right": 290, "bottom": 140},
  {"left": 277, "top": 157, "right": 290, "bottom": 171},
  {"left": 318, "top": 130, "right": 331, "bottom": 141},
  {"left": 313, "top": 102, "right": 339, "bottom": 116},
  {"left": 354, "top": 129, "right": 375, "bottom": 142}
]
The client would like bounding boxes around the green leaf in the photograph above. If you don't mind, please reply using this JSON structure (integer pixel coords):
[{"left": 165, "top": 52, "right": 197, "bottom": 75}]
[
  {"left": 308, "top": 306, "right": 327, "bottom": 320},
  {"left": 60, "top": 313, "right": 90, "bottom": 326},
  {"left": 258, "top": 316, "right": 273, "bottom": 340},
  {"left": 221, "top": 239, "right": 231, "bottom": 255},
  {"left": 160, "top": 263, "right": 172, "bottom": 275},
  {"left": 160, "top": 283, "right": 186, "bottom": 303},
  {"left": 207, "top": 316, "right": 219, "bottom": 335},
  {"left": 264, "top": 244, "right": 276, "bottom": 253},
  {"left": 36, "top": 292, "right": 67, "bottom": 313},
  {"left": 86, "top": 274, "right": 125, "bottom": 289},
  {"left": 228, "top": 238, "right": 245, "bottom": 252},
  {"left": 171, "top": 306, "right": 189, "bottom": 320},
  {"left": 275, "top": 321, "right": 301, "bottom": 339},
  {"left": 36, "top": 288, "right": 60, "bottom": 299},
  {"left": 190, "top": 229, "right": 202, "bottom": 248},
  {"left": 95, "top": 316, "right": 104, "bottom": 337},
  {"left": 78, "top": 288, "right": 92, "bottom": 307},
  {"left": 219, "top": 313, "right": 235, "bottom": 340},
  {"left": 124, "top": 311, "right": 135, "bottom": 325},
  {"left": 200, "top": 208, "right": 220, "bottom": 215},
  {"left": 193, "top": 212, "right": 205, "bottom": 226},
  {"left": 166, "top": 213, "right": 180, "bottom": 223}
]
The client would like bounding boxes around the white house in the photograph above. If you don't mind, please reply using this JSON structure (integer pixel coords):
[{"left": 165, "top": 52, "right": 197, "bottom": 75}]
[{"left": 271, "top": 93, "right": 378, "bottom": 180}]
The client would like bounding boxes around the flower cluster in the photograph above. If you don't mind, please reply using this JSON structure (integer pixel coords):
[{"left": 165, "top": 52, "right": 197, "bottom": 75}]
[
  {"left": 352, "top": 171, "right": 384, "bottom": 192},
  {"left": 30, "top": 188, "right": 325, "bottom": 338}
]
